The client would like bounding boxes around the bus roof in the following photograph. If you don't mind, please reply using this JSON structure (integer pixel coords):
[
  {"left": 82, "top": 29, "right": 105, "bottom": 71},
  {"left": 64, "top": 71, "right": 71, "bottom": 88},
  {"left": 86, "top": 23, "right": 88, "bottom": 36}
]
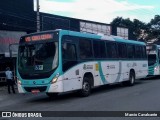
[
  {"left": 23, "top": 29, "right": 146, "bottom": 45},
  {"left": 60, "top": 29, "right": 146, "bottom": 45},
  {"left": 154, "top": 44, "right": 160, "bottom": 48},
  {"left": 147, "top": 44, "right": 160, "bottom": 48}
]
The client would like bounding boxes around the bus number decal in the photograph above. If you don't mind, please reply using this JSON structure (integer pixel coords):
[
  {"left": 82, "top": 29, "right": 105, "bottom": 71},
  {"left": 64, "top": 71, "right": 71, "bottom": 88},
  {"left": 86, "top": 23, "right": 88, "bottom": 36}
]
[{"left": 35, "top": 65, "right": 43, "bottom": 70}]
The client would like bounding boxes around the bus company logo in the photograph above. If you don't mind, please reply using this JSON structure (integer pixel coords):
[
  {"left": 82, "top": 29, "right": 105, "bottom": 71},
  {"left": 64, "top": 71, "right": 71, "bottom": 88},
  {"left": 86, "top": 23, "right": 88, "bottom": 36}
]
[
  {"left": 2, "top": 112, "right": 11, "bottom": 117},
  {"left": 83, "top": 64, "right": 87, "bottom": 70},
  {"left": 83, "top": 64, "right": 93, "bottom": 70},
  {"left": 127, "top": 63, "right": 131, "bottom": 67},
  {"left": 143, "top": 64, "right": 147, "bottom": 67},
  {"left": 2, "top": 112, "right": 42, "bottom": 118},
  {"left": 133, "top": 63, "right": 137, "bottom": 67},
  {"left": 107, "top": 65, "right": 115, "bottom": 69},
  {"left": 127, "top": 63, "right": 137, "bottom": 67},
  {"left": 33, "top": 81, "right": 36, "bottom": 84}
]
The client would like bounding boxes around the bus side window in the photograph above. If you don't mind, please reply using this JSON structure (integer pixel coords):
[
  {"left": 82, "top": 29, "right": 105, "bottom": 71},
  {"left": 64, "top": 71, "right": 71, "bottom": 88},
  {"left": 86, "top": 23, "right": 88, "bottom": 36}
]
[
  {"left": 62, "top": 42, "right": 77, "bottom": 72},
  {"left": 127, "top": 45, "right": 135, "bottom": 59},
  {"left": 79, "top": 39, "right": 93, "bottom": 59},
  {"left": 63, "top": 43, "right": 76, "bottom": 60},
  {"left": 93, "top": 40, "right": 106, "bottom": 58},
  {"left": 106, "top": 42, "right": 117, "bottom": 59},
  {"left": 118, "top": 43, "right": 127, "bottom": 58},
  {"left": 135, "top": 46, "right": 142, "bottom": 59}
]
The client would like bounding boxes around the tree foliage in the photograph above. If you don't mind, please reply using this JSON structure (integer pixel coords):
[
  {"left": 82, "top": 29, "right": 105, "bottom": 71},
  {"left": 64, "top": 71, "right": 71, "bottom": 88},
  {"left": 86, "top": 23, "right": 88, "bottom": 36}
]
[
  {"left": 111, "top": 15, "right": 160, "bottom": 42},
  {"left": 147, "top": 15, "right": 160, "bottom": 41}
]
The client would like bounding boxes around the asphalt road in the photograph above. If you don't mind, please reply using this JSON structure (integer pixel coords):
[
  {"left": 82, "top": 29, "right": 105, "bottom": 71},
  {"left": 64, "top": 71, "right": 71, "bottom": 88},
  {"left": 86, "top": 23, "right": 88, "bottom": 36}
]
[{"left": 0, "top": 77, "right": 160, "bottom": 120}]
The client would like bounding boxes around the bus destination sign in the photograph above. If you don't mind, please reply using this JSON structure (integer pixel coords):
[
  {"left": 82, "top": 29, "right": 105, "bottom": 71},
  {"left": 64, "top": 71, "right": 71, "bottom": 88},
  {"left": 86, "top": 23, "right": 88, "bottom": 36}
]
[{"left": 25, "top": 34, "right": 53, "bottom": 42}]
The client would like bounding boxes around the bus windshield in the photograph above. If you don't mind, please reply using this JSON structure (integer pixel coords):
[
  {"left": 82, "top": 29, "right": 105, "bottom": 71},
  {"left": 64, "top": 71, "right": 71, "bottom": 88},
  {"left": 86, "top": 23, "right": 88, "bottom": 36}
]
[
  {"left": 18, "top": 42, "right": 58, "bottom": 78},
  {"left": 148, "top": 54, "right": 157, "bottom": 66}
]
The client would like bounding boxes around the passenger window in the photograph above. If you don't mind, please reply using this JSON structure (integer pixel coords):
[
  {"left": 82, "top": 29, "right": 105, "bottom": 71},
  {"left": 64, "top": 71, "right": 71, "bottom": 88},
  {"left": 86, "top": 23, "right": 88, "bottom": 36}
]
[
  {"left": 93, "top": 40, "right": 106, "bottom": 58},
  {"left": 63, "top": 43, "right": 76, "bottom": 60},
  {"left": 79, "top": 39, "right": 93, "bottom": 59},
  {"left": 62, "top": 42, "right": 77, "bottom": 72},
  {"left": 118, "top": 43, "right": 127, "bottom": 58},
  {"left": 127, "top": 45, "right": 135, "bottom": 58},
  {"left": 106, "top": 42, "right": 117, "bottom": 58},
  {"left": 135, "top": 46, "right": 142, "bottom": 58}
]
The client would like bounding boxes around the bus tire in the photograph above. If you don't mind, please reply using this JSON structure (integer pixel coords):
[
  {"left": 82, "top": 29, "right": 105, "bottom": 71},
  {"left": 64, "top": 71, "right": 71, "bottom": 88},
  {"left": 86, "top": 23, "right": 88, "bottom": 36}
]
[
  {"left": 79, "top": 77, "right": 91, "bottom": 97},
  {"left": 127, "top": 71, "right": 135, "bottom": 86},
  {"left": 46, "top": 93, "right": 58, "bottom": 98},
  {"left": 122, "top": 71, "right": 135, "bottom": 86}
]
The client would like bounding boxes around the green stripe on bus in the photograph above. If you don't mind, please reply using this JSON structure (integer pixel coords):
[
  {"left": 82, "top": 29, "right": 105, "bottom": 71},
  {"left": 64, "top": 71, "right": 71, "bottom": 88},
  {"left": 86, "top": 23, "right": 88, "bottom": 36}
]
[{"left": 98, "top": 61, "right": 107, "bottom": 84}]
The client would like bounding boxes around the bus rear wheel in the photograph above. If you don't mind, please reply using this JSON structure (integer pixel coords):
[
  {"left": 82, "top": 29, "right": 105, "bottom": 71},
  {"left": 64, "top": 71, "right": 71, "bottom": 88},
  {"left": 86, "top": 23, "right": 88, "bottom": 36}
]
[
  {"left": 79, "top": 77, "right": 91, "bottom": 97},
  {"left": 123, "top": 71, "right": 135, "bottom": 86},
  {"left": 127, "top": 71, "right": 135, "bottom": 86}
]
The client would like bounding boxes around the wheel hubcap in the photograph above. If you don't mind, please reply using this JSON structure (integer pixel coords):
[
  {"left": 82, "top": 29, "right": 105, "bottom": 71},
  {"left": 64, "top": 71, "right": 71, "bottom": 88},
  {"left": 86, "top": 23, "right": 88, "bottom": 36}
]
[
  {"left": 131, "top": 76, "right": 134, "bottom": 84},
  {"left": 83, "top": 82, "right": 90, "bottom": 92}
]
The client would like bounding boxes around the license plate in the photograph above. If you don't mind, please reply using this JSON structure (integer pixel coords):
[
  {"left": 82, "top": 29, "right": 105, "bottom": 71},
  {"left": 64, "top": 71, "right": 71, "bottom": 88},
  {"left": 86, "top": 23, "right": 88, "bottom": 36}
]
[{"left": 31, "top": 89, "right": 40, "bottom": 93}]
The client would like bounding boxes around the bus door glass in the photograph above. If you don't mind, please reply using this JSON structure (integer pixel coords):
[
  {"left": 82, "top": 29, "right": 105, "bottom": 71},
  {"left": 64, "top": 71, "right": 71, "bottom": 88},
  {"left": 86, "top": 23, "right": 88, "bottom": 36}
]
[
  {"left": 62, "top": 38, "right": 78, "bottom": 72},
  {"left": 148, "top": 54, "right": 156, "bottom": 66}
]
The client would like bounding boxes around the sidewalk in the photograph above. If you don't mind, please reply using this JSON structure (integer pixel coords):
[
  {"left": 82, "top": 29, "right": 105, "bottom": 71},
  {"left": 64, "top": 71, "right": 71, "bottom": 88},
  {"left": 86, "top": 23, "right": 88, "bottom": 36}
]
[
  {"left": 0, "top": 85, "right": 18, "bottom": 95},
  {"left": 0, "top": 86, "right": 19, "bottom": 104},
  {"left": 0, "top": 86, "right": 7, "bottom": 94}
]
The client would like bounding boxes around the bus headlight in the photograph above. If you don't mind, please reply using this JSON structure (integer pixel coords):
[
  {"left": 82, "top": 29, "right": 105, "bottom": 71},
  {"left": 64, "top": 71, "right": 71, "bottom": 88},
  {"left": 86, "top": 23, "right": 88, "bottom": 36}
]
[
  {"left": 18, "top": 80, "right": 22, "bottom": 85},
  {"left": 51, "top": 73, "right": 59, "bottom": 84},
  {"left": 17, "top": 78, "right": 22, "bottom": 85},
  {"left": 154, "top": 66, "right": 158, "bottom": 71}
]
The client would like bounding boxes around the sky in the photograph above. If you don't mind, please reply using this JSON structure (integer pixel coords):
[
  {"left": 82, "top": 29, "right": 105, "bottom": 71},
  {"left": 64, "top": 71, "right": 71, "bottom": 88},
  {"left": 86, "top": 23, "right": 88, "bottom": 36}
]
[{"left": 35, "top": 0, "right": 160, "bottom": 24}]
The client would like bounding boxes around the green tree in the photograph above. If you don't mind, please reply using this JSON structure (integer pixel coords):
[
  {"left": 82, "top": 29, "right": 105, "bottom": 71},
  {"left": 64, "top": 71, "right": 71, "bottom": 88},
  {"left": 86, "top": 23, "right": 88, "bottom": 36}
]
[
  {"left": 111, "top": 17, "right": 133, "bottom": 28},
  {"left": 147, "top": 15, "right": 160, "bottom": 42},
  {"left": 111, "top": 17, "right": 147, "bottom": 41},
  {"left": 132, "top": 19, "right": 147, "bottom": 41}
]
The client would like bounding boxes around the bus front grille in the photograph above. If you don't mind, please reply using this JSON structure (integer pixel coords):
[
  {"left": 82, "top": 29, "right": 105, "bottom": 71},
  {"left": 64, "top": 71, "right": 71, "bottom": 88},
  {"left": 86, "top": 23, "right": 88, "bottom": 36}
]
[
  {"left": 148, "top": 66, "right": 154, "bottom": 75},
  {"left": 24, "top": 86, "right": 47, "bottom": 92}
]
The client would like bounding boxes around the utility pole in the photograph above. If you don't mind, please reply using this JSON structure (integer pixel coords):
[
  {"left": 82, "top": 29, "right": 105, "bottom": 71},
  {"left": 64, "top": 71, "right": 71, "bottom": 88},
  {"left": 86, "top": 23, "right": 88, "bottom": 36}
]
[{"left": 37, "top": 0, "right": 40, "bottom": 32}]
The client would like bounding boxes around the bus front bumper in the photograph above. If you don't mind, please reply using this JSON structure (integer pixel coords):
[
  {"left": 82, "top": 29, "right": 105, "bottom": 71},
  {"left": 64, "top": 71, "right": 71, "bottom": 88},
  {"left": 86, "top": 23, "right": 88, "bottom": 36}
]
[{"left": 17, "top": 81, "right": 63, "bottom": 93}]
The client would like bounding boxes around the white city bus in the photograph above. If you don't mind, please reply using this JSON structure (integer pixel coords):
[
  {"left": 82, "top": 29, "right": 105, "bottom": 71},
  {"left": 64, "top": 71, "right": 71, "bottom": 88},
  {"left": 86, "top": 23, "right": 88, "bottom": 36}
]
[
  {"left": 17, "top": 29, "right": 148, "bottom": 97},
  {"left": 147, "top": 44, "right": 160, "bottom": 76}
]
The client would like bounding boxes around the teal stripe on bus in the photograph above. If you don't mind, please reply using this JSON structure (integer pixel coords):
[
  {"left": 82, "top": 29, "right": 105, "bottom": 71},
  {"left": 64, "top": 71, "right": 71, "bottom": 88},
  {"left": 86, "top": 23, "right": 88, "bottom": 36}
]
[
  {"left": 98, "top": 61, "right": 107, "bottom": 84},
  {"left": 60, "top": 30, "right": 101, "bottom": 39}
]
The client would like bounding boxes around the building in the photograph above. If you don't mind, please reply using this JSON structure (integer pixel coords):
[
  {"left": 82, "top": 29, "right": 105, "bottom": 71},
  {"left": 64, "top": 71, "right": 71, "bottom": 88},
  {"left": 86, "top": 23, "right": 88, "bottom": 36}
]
[{"left": 0, "top": 0, "right": 132, "bottom": 81}]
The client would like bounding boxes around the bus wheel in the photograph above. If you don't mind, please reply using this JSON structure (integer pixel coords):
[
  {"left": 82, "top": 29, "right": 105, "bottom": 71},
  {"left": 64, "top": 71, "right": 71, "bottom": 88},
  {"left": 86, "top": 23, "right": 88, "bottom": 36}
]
[
  {"left": 46, "top": 93, "right": 58, "bottom": 98},
  {"left": 127, "top": 71, "right": 135, "bottom": 86},
  {"left": 79, "top": 77, "right": 91, "bottom": 97},
  {"left": 122, "top": 71, "right": 135, "bottom": 86}
]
